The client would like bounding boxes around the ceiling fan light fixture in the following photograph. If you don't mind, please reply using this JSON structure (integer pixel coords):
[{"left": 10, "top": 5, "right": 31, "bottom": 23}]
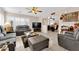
[
  {"left": 51, "top": 12, "right": 55, "bottom": 15},
  {"left": 32, "top": 10, "right": 35, "bottom": 13},
  {"left": 27, "top": 7, "right": 42, "bottom": 14}
]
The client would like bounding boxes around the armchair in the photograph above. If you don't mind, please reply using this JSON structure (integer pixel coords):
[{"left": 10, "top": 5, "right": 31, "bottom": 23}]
[
  {"left": 58, "top": 29, "right": 79, "bottom": 51},
  {"left": 0, "top": 25, "right": 16, "bottom": 47},
  {"left": 16, "top": 25, "right": 31, "bottom": 36}
]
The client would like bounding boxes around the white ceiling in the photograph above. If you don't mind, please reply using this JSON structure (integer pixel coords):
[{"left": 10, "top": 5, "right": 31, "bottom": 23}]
[{"left": 3, "top": 7, "right": 79, "bottom": 18}]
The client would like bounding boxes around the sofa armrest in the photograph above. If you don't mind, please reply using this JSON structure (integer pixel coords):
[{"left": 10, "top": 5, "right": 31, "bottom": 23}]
[
  {"left": 64, "top": 34, "right": 74, "bottom": 38},
  {"left": 58, "top": 34, "right": 64, "bottom": 39},
  {"left": 58, "top": 34, "right": 63, "bottom": 37},
  {"left": 58, "top": 33, "right": 74, "bottom": 38},
  {"left": 64, "top": 36, "right": 76, "bottom": 41},
  {"left": 65, "top": 31, "right": 73, "bottom": 35}
]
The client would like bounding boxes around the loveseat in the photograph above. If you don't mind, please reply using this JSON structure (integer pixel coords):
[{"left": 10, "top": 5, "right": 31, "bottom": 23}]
[
  {"left": 0, "top": 25, "right": 16, "bottom": 49},
  {"left": 16, "top": 25, "right": 31, "bottom": 36},
  {"left": 58, "top": 29, "right": 79, "bottom": 51}
]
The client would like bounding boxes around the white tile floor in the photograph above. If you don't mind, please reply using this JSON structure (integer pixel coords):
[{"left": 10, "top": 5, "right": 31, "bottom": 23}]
[{"left": 16, "top": 31, "right": 67, "bottom": 51}]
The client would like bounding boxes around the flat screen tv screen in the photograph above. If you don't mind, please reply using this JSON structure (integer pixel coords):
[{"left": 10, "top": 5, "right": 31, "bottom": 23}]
[{"left": 32, "top": 22, "right": 41, "bottom": 28}]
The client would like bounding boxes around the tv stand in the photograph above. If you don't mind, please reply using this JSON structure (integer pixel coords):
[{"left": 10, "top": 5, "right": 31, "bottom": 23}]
[{"left": 33, "top": 28, "right": 41, "bottom": 32}]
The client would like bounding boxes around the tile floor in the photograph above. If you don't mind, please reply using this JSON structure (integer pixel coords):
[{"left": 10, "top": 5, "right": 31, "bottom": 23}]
[{"left": 16, "top": 31, "right": 67, "bottom": 51}]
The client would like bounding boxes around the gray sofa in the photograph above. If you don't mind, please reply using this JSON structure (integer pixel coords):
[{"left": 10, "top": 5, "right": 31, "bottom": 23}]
[
  {"left": 58, "top": 29, "right": 79, "bottom": 51},
  {"left": 16, "top": 25, "right": 31, "bottom": 36},
  {"left": 0, "top": 25, "right": 16, "bottom": 50},
  {"left": 0, "top": 33, "right": 16, "bottom": 47}
]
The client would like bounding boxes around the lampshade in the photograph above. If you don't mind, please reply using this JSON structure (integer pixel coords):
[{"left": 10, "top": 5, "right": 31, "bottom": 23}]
[{"left": 4, "top": 21, "right": 11, "bottom": 27}]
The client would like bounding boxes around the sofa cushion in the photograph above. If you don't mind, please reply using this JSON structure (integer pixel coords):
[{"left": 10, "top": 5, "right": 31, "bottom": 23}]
[
  {"left": 5, "top": 33, "right": 16, "bottom": 38},
  {"left": 16, "top": 25, "right": 31, "bottom": 31},
  {"left": 0, "top": 36, "right": 6, "bottom": 41},
  {"left": 0, "top": 33, "right": 16, "bottom": 41},
  {"left": 0, "top": 33, "right": 4, "bottom": 37}
]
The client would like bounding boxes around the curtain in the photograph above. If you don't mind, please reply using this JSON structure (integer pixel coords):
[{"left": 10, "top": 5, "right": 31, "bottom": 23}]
[
  {"left": 0, "top": 13, "right": 4, "bottom": 26},
  {"left": 6, "top": 15, "right": 30, "bottom": 31}
]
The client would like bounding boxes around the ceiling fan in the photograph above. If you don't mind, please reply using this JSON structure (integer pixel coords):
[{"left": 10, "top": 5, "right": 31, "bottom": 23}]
[
  {"left": 48, "top": 12, "right": 56, "bottom": 20},
  {"left": 26, "top": 7, "right": 43, "bottom": 14}
]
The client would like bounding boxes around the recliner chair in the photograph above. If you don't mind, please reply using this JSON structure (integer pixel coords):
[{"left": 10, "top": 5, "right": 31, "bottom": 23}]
[
  {"left": 16, "top": 25, "right": 31, "bottom": 36},
  {"left": 58, "top": 29, "right": 79, "bottom": 51},
  {"left": 0, "top": 25, "right": 16, "bottom": 47}
]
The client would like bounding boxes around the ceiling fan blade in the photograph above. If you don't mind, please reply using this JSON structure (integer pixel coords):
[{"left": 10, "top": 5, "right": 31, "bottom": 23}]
[
  {"left": 51, "top": 12, "right": 55, "bottom": 15},
  {"left": 37, "top": 10, "right": 43, "bottom": 12},
  {"left": 28, "top": 11, "right": 32, "bottom": 13},
  {"left": 35, "top": 13, "right": 37, "bottom": 14},
  {"left": 33, "top": 7, "right": 38, "bottom": 9}
]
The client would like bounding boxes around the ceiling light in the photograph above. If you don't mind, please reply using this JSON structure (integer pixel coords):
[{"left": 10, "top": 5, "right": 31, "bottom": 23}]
[{"left": 32, "top": 10, "right": 35, "bottom": 13}]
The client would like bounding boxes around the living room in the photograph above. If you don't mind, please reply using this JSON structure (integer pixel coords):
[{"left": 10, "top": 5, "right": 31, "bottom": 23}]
[{"left": 0, "top": 7, "right": 79, "bottom": 51}]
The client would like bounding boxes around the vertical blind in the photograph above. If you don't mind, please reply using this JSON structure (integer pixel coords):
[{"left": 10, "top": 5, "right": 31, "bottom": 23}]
[
  {"left": 0, "top": 13, "right": 4, "bottom": 26},
  {"left": 6, "top": 15, "right": 30, "bottom": 31}
]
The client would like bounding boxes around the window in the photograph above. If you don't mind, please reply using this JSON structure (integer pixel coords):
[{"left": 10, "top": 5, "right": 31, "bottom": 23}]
[
  {"left": 14, "top": 16, "right": 30, "bottom": 26},
  {"left": 0, "top": 13, "right": 4, "bottom": 26},
  {"left": 6, "top": 14, "right": 30, "bottom": 31}
]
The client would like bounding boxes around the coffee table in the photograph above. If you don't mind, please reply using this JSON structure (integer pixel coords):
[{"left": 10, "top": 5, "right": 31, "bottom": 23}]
[
  {"left": 21, "top": 32, "right": 39, "bottom": 48},
  {"left": 24, "top": 32, "right": 39, "bottom": 38}
]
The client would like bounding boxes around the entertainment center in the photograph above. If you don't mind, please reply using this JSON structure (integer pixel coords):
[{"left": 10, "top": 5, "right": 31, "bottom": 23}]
[{"left": 32, "top": 22, "right": 41, "bottom": 32}]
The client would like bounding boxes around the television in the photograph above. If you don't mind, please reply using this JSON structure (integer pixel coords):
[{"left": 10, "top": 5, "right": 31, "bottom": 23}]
[{"left": 32, "top": 22, "right": 41, "bottom": 28}]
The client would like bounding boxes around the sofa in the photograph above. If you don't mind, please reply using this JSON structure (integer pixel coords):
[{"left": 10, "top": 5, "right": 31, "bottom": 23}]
[
  {"left": 16, "top": 25, "right": 31, "bottom": 36},
  {"left": 0, "top": 32, "right": 16, "bottom": 45},
  {"left": 0, "top": 33, "right": 16, "bottom": 51},
  {"left": 0, "top": 25, "right": 16, "bottom": 51},
  {"left": 58, "top": 29, "right": 79, "bottom": 51}
]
